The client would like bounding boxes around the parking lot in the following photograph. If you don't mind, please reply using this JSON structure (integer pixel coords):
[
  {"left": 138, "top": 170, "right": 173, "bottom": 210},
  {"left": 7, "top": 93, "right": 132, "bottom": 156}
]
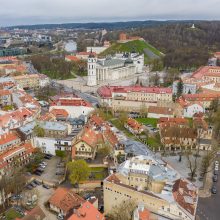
[{"left": 33, "top": 156, "right": 65, "bottom": 185}]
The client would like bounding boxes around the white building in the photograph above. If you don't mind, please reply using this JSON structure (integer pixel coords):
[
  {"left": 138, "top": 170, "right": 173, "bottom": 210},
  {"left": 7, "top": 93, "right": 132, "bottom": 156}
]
[
  {"left": 183, "top": 103, "right": 204, "bottom": 118},
  {"left": 87, "top": 52, "right": 144, "bottom": 86},
  {"left": 33, "top": 137, "right": 73, "bottom": 155}
]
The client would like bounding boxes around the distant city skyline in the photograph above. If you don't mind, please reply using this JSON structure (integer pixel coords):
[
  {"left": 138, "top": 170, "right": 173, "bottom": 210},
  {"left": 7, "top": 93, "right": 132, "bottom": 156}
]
[{"left": 0, "top": 0, "right": 220, "bottom": 26}]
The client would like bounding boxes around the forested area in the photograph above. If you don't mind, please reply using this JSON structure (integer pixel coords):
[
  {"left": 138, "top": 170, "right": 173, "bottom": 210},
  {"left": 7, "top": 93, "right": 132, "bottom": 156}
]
[
  {"left": 105, "top": 21, "right": 220, "bottom": 70},
  {"left": 27, "top": 54, "right": 87, "bottom": 79}
]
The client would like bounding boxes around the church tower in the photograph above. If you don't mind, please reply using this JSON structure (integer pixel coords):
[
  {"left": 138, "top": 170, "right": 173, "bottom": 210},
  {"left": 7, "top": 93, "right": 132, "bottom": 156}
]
[{"left": 87, "top": 51, "right": 97, "bottom": 86}]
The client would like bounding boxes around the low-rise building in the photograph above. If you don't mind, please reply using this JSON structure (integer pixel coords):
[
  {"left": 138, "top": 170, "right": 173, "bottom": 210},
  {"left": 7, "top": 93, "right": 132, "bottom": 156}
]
[
  {"left": 183, "top": 103, "right": 205, "bottom": 118},
  {"left": 0, "top": 89, "right": 12, "bottom": 107},
  {"left": 104, "top": 155, "right": 198, "bottom": 220},
  {"left": 13, "top": 74, "right": 40, "bottom": 89},
  {"left": 34, "top": 136, "right": 74, "bottom": 155},
  {"left": 48, "top": 187, "right": 85, "bottom": 217},
  {"left": 0, "top": 132, "right": 21, "bottom": 152},
  {"left": 0, "top": 142, "right": 35, "bottom": 177},
  {"left": 147, "top": 106, "right": 174, "bottom": 119},
  {"left": 160, "top": 126, "right": 197, "bottom": 151},
  {"left": 97, "top": 86, "right": 173, "bottom": 113},
  {"left": 68, "top": 201, "right": 105, "bottom": 220},
  {"left": 125, "top": 118, "right": 144, "bottom": 134}
]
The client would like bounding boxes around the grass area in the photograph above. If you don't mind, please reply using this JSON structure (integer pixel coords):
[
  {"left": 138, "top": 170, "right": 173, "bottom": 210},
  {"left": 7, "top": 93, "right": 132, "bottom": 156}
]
[
  {"left": 100, "top": 40, "right": 162, "bottom": 61},
  {"left": 136, "top": 118, "right": 158, "bottom": 128},
  {"left": 5, "top": 208, "right": 23, "bottom": 220},
  {"left": 147, "top": 137, "right": 160, "bottom": 148},
  {"left": 89, "top": 167, "right": 108, "bottom": 180}
]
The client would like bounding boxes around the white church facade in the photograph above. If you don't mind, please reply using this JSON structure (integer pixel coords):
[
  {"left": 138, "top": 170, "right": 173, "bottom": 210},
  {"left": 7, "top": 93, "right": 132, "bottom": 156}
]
[{"left": 87, "top": 52, "right": 144, "bottom": 86}]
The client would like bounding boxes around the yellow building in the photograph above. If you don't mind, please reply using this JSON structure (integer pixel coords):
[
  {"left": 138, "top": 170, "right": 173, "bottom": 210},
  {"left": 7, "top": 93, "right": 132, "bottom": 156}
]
[
  {"left": 13, "top": 74, "right": 40, "bottom": 89},
  {"left": 104, "top": 155, "right": 198, "bottom": 220}
]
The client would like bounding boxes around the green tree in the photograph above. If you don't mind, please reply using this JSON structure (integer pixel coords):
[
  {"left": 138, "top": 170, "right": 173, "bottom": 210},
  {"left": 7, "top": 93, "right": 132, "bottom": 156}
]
[
  {"left": 67, "top": 160, "right": 90, "bottom": 185},
  {"left": 176, "top": 79, "right": 183, "bottom": 98},
  {"left": 33, "top": 125, "right": 45, "bottom": 137},
  {"left": 97, "top": 144, "right": 112, "bottom": 157}
]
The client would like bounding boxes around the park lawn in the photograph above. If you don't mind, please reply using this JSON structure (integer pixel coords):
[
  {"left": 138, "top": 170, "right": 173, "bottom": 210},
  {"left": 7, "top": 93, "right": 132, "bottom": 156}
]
[
  {"left": 147, "top": 137, "right": 160, "bottom": 149},
  {"left": 89, "top": 167, "right": 108, "bottom": 180},
  {"left": 5, "top": 208, "right": 23, "bottom": 220},
  {"left": 136, "top": 118, "right": 158, "bottom": 128}
]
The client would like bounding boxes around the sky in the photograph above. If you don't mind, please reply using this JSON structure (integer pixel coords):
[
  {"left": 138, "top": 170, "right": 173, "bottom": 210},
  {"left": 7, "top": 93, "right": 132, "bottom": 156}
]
[{"left": 0, "top": 0, "right": 220, "bottom": 26}]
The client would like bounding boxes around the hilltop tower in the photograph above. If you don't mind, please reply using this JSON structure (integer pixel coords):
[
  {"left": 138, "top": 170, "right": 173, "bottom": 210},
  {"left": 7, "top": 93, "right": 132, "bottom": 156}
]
[{"left": 87, "top": 51, "right": 97, "bottom": 86}]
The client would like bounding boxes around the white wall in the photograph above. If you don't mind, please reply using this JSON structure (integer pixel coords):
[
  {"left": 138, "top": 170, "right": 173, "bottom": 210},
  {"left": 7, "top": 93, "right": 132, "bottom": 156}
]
[
  {"left": 49, "top": 106, "right": 94, "bottom": 118},
  {"left": 184, "top": 104, "right": 204, "bottom": 118},
  {"left": 34, "top": 137, "right": 56, "bottom": 155}
]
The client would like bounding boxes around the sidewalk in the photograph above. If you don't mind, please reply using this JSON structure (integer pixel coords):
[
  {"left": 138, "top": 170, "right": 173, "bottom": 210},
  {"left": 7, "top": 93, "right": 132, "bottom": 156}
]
[{"left": 198, "top": 165, "right": 212, "bottom": 198}]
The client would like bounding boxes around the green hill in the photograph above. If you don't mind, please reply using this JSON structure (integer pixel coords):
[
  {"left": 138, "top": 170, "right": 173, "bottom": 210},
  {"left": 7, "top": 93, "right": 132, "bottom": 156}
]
[{"left": 100, "top": 40, "right": 163, "bottom": 62}]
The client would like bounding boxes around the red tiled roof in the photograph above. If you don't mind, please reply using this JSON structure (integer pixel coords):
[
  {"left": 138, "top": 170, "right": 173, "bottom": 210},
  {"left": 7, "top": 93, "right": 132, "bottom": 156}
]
[
  {"left": 148, "top": 106, "right": 174, "bottom": 115},
  {"left": 192, "top": 66, "right": 220, "bottom": 79},
  {"left": 0, "top": 89, "right": 12, "bottom": 96},
  {"left": 49, "top": 188, "right": 85, "bottom": 213},
  {"left": 77, "top": 52, "right": 96, "bottom": 56},
  {"left": 50, "top": 108, "right": 69, "bottom": 118},
  {"left": 127, "top": 118, "right": 142, "bottom": 131},
  {"left": 90, "top": 115, "right": 104, "bottom": 126},
  {"left": 97, "top": 86, "right": 172, "bottom": 98},
  {"left": 79, "top": 127, "right": 104, "bottom": 148},
  {"left": 0, "top": 132, "right": 20, "bottom": 145},
  {"left": 139, "top": 208, "right": 151, "bottom": 220},
  {"left": 68, "top": 201, "right": 105, "bottom": 220},
  {"left": 66, "top": 55, "right": 80, "bottom": 62},
  {"left": 172, "top": 179, "right": 197, "bottom": 216}
]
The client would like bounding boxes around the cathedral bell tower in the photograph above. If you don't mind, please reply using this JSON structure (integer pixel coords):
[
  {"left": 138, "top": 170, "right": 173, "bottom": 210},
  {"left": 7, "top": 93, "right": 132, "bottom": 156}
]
[{"left": 87, "top": 50, "right": 97, "bottom": 86}]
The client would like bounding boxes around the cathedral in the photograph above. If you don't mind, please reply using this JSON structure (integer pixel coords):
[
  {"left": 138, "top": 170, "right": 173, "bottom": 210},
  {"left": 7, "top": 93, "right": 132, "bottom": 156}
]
[{"left": 87, "top": 52, "right": 144, "bottom": 86}]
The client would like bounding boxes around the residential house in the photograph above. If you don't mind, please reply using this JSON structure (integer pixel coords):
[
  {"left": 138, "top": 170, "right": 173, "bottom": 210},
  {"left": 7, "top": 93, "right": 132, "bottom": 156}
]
[
  {"left": 19, "top": 206, "right": 46, "bottom": 220},
  {"left": 158, "top": 117, "right": 189, "bottom": 129},
  {"left": 183, "top": 103, "right": 205, "bottom": 118},
  {"left": 48, "top": 187, "right": 85, "bottom": 217},
  {"left": 34, "top": 136, "right": 74, "bottom": 155},
  {"left": 125, "top": 118, "right": 144, "bottom": 134},
  {"left": 13, "top": 74, "right": 40, "bottom": 89},
  {"left": 0, "top": 142, "right": 35, "bottom": 178},
  {"left": 0, "top": 132, "right": 21, "bottom": 152},
  {"left": 72, "top": 127, "right": 104, "bottom": 160},
  {"left": 0, "top": 89, "right": 12, "bottom": 107},
  {"left": 68, "top": 201, "right": 105, "bottom": 220}
]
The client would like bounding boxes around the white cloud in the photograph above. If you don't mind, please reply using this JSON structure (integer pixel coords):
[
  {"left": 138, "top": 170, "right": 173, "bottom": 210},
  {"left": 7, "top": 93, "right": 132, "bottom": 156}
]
[{"left": 0, "top": 0, "right": 220, "bottom": 26}]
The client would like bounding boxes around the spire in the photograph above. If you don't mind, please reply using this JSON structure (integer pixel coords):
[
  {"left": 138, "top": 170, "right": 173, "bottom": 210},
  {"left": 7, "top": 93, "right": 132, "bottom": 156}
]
[{"left": 89, "top": 48, "right": 95, "bottom": 58}]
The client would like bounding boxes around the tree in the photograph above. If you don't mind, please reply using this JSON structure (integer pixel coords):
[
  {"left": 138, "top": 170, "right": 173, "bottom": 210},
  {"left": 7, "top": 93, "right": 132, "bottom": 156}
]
[
  {"left": 186, "top": 150, "right": 198, "bottom": 181},
  {"left": 139, "top": 103, "right": 148, "bottom": 117},
  {"left": 108, "top": 199, "right": 137, "bottom": 220},
  {"left": 176, "top": 79, "right": 183, "bottom": 98},
  {"left": 97, "top": 144, "right": 112, "bottom": 157},
  {"left": 33, "top": 125, "right": 45, "bottom": 137},
  {"left": 67, "top": 160, "right": 90, "bottom": 185},
  {"left": 119, "top": 111, "right": 128, "bottom": 125}
]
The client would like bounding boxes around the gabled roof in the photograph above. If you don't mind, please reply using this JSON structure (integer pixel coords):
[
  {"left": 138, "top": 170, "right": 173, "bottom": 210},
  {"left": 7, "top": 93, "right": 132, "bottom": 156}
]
[
  {"left": 0, "top": 132, "right": 20, "bottom": 145},
  {"left": 49, "top": 188, "right": 85, "bottom": 213},
  {"left": 68, "top": 201, "right": 105, "bottom": 220}
]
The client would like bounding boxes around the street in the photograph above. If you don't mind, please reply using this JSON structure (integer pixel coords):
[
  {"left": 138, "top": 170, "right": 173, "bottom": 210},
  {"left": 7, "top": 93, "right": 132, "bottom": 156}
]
[{"left": 197, "top": 157, "right": 220, "bottom": 220}]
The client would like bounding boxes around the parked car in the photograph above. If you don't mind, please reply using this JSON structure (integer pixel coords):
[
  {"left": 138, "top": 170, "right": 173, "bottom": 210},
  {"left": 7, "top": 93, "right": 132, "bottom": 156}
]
[
  {"left": 41, "top": 161, "right": 47, "bottom": 166},
  {"left": 215, "top": 164, "right": 219, "bottom": 171},
  {"left": 215, "top": 161, "right": 219, "bottom": 166},
  {"left": 26, "top": 184, "right": 33, "bottom": 190},
  {"left": 40, "top": 165, "right": 46, "bottom": 169},
  {"left": 11, "top": 194, "right": 22, "bottom": 200},
  {"left": 33, "top": 179, "right": 41, "bottom": 185},
  {"left": 213, "top": 175, "right": 218, "bottom": 182},
  {"left": 57, "top": 213, "right": 64, "bottom": 220},
  {"left": 211, "top": 186, "right": 217, "bottom": 194},
  {"left": 214, "top": 170, "right": 218, "bottom": 175},
  {"left": 30, "top": 182, "right": 37, "bottom": 188},
  {"left": 42, "top": 184, "right": 50, "bottom": 189},
  {"left": 34, "top": 171, "right": 42, "bottom": 176}
]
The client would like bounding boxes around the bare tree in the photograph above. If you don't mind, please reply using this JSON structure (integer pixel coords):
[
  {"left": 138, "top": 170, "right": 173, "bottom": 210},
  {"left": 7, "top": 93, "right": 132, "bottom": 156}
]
[
  {"left": 108, "top": 199, "right": 137, "bottom": 220},
  {"left": 186, "top": 150, "right": 198, "bottom": 181}
]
